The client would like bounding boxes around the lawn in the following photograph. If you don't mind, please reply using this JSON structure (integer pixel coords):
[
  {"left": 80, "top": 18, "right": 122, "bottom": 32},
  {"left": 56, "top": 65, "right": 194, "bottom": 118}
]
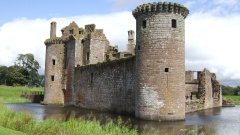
[
  {"left": 0, "top": 85, "right": 44, "bottom": 103},
  {"left": 223, "top": 95, "right": 240, "bottom": 105}
]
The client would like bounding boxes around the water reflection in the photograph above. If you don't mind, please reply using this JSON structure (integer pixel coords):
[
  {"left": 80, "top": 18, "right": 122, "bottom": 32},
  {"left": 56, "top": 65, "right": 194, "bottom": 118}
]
[{"left": 5, "top": 103, "right": 240, "bottom": 135}]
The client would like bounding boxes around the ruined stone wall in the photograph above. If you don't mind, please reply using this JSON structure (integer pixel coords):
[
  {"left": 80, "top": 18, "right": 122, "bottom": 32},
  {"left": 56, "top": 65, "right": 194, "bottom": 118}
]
[
  {"left": 75, "top": 37, "right": 84, "bottom": 67},
  {"left": 185, "top": 69, "right": 222, "bottom": 113},
  {"left": 44, "top": 39, "right": 65, "bottom": 105},
  {"left": 133, "top": 2, "right": 189, "bottom": 121},
  {"left": 74, "top": 57, "right": 135, "bottom": 115},
  {"left": 89, "top": 32, "right": 109, "bottom": 65}
]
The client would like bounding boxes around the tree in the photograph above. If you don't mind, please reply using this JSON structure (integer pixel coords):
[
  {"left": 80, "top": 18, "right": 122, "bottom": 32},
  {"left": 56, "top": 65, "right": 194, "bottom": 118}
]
[
  {"left": 0, "top": 65, "right": 8, "bottom": 85},
  {"left": 15, "top": 53, "right": 41, "bottom": 86},
  {"left": 5, "top": 65, "right": 28, "bottom": 86}
]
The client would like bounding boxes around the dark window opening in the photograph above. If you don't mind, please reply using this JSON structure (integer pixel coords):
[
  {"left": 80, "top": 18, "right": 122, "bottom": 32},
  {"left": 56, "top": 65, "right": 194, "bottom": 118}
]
[
  {"left": 70, "top": 29, "right": 74, "bottom": 34},
  {"left": 52, "top": 59, "right": 55, "bottom": 65},
  {"left": 138, "top": 46, "right": 141, "bottom": 50},
  {"left": 79, "top": 31, "right": 82, "bottom": 34},
  {"left": 87, "top": 52, "right": 89, "bottom": 61},
  {"left": 172, "top": 19, "right": 177, "bottom": 28},
  {"left": 51, "top": 76, "right": 54, "bottom": 81},
  {"left": 90, "top": 73, "right": 93, "bottom": 83},
  {"left": 165, "top": 68, "right": 169, "bottom": 72},
  {"left": 142, "top": 20, "right": 146, "bottom": 29}
]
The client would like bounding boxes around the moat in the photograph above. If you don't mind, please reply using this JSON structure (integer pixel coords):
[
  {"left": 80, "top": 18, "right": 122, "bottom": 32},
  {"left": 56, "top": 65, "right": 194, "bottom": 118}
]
[{"left": 5, "top": 103, "right": 240, "bottom": 135}]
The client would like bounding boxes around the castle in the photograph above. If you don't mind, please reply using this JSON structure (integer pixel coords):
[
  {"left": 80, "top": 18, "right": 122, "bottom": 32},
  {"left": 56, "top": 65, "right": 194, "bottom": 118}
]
[{"left": 43, "top": 2, "right": 222, "bottom": 121}]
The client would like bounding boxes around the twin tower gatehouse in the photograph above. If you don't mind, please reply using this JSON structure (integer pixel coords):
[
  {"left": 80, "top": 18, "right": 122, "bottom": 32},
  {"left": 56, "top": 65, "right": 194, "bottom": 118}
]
[{"left": 43, "top": 2, "right": 222, "bottom": 121}]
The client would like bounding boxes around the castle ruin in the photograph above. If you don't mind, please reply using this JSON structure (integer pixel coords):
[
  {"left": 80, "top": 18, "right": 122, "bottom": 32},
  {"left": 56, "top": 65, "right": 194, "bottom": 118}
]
[{"left": 43, "top": 2, "right": 222, "bottom": 121}]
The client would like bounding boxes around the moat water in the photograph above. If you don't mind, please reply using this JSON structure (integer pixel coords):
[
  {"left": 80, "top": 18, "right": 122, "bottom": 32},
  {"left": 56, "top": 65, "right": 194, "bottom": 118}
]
[{"left": 5, "top": 103, "right": 240, "bottom": 135}]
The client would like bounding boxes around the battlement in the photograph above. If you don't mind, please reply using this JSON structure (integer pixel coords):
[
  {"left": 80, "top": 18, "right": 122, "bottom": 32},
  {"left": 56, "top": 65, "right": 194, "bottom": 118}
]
[
  {"left": 132, "top": 2, "right": 189, "bottom": 19},
  {"left": 44, "top": 37, "right": 64, "bottom": 45}
]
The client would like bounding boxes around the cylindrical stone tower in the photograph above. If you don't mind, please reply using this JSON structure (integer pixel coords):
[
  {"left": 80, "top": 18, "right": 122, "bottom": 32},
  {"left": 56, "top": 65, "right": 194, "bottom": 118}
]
[
  {"left": 44, "top": 22, "right": 65, "bottom": 105},
  {"left": 133, "top": 2, "right": 189, "bottom": 121}
]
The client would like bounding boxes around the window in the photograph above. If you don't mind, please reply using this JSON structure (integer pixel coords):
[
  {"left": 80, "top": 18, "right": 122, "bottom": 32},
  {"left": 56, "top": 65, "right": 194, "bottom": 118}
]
[
  {"left": 51, "top": 76, "right": 54, "bottom": 81},
  {"left": 87, "top": 52, "right": 89, "bottom": 61},
  {"left": 70, "top": 29, "right": 74, "bottom": 34},
  {"left": 172, "top": 19, "right": 177, "bottom": 28},
  {"left": 142, "top": 20, "right": 146, "bottom": 29},
  {"left": 90, "top": 73, "right": 93, "bottom": 83},
  {"left": 52, "top": 59, "right": 55, "bottom": 65},
  {"left": 165, "top": 68, "right": 169, "bottom": 72},
  {"left": 79, "top": 31, "right": 82, "bottom": 34},
  {"left": 138, "top": 46, "right": 141, "bottom": 50}
]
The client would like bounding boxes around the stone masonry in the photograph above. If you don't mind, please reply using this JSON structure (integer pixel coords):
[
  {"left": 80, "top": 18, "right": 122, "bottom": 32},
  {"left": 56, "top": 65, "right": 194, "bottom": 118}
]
[{"left": 43, "top": 2, "right": 222, "bottom": 121}]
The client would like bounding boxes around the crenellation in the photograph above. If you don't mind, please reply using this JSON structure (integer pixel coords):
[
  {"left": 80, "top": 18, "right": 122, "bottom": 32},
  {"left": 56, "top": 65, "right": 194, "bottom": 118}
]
[
  {"left": 43, "top": 1, "right": 222, "bottom": 122},
  {"left": 132, "top": 2, "right": 189, "bottom": 19}
]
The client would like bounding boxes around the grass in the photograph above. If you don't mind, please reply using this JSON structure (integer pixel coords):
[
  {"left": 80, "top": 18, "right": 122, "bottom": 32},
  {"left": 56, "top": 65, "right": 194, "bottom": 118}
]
[
  {"left": 0, "top": 103, "right": 139, "bottom": 135},
  {"left": 223, "top": 95, "right": 240, "bottom": 105},
  {"left": 0, "top": 126, "right": 28, "bottom": 135},
  {"left": 0, "top": 85, "right": 43, "bottom": 103}
]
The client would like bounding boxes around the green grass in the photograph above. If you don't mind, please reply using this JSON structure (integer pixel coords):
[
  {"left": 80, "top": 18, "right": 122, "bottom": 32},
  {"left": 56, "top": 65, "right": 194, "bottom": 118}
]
[
  {"left": 0, "top": 126, "right": 28, "bottom": 135},
  {"left": 0, "top": 103, "right": 140, "bottom": 135},
  {"left": 0, "top": 85, "right": 44, "bottom": 103},
  {"left": 223, "top": 95, "right": 240, "bottom": 105}
]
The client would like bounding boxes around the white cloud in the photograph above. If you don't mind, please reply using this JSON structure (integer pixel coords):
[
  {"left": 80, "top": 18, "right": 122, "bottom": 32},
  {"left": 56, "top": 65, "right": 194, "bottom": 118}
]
[
  {"left": 0, "top": 12, "right": 135, "bottom": 75},
  {"left": 186, "top": 12, "right": 240, "bottom": 86},
  {"left": 213, "top": 0, "right": 239, "bottom": 6}
]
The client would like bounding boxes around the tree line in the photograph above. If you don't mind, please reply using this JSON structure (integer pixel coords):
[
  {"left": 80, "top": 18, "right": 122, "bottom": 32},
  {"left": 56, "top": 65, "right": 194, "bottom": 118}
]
[
  {"left": 0, "top": 53, "right": 44, "bottom": 87},
  {"left": 222, "top": 85, "right": 240, "bottom": 95}
]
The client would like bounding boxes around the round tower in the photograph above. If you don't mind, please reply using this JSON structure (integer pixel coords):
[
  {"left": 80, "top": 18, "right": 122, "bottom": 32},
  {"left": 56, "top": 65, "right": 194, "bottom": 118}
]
[
  {"left": 44, "top": 22, "right": 65, "bottom": 105},
  {"left": 133, "top": 2, "right": 189, "bottom": 121}
]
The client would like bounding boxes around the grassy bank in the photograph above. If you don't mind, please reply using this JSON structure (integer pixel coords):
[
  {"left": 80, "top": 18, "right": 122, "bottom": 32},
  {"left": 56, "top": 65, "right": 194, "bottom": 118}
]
[
  {"left": 223, "top": 95, "right": 240, "bottom": 105},
  {"left": 0, "top": 103, "right": 140, "bottom": 135},
  {"left": 0, "top": 85, "right": 140, "bottom": 134},
  {"left": 0, "top": 85, "right": 43, "bottom": 103}
]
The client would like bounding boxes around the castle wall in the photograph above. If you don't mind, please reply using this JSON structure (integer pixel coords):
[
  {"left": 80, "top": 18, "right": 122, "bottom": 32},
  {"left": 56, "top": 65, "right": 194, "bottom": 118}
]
[{"left": 73, "top": 57, "right": 135, "bottom": 114}]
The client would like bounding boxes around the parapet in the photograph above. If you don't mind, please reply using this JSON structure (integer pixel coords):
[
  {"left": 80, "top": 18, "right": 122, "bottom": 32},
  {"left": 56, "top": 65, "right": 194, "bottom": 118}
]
[
  {"left": 44, "top": 37, "right": 64, "bottom": 45},
  {"left": 132, "top": 2, "right": 189, "bottom": 19}
]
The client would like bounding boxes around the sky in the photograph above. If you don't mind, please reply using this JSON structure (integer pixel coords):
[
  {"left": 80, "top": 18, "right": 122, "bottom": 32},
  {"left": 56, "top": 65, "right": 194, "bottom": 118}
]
[{"left": 0, "top": 0, "right": 240, "bottom": 86}]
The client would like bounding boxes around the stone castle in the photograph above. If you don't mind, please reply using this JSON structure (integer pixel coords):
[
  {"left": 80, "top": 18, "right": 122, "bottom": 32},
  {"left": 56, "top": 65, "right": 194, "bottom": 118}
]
[{"left": 43, "top": 2, "right": 222, "bottom": 121}]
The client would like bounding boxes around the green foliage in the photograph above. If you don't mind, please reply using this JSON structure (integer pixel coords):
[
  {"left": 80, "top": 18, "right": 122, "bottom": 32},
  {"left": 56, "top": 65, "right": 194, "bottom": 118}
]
[
  {"left": 15, "top": 53, "right": 41, "bottom": 86},
  {"left": 0, "top": 85, "right": 44, "bottom": 103},
  {"left": 0, "top": 53, "right": 44, "bottom": 87},
  {"left": 5, "top": 65, "right": 28, "bottom": 86},
  {"left": 223, "top": 95, "right": 240, "bottom": 105},
  {"left": 0, "top": 65, "right": 8, "bottom": 85},
  {"left": 222, "top": 85, "right": 240, "bottom": 96}
]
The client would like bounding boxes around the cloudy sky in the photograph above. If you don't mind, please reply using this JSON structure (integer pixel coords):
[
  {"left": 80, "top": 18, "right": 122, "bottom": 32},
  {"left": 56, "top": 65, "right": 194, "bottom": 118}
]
[{"left": 0, "top": 0, "right": 240, "bottom": 86}]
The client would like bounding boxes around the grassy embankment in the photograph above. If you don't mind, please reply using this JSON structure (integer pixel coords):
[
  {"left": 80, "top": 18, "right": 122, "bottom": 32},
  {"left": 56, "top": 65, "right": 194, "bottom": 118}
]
[
  {"left": 0, "top": 85, "right": 43, "bottom": 103},
  {"left": 223, "top": 95, "right": 240, "bottom": 105},
  {"left": 0, "top": 85, "right": 142, "bottom": 135}
]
